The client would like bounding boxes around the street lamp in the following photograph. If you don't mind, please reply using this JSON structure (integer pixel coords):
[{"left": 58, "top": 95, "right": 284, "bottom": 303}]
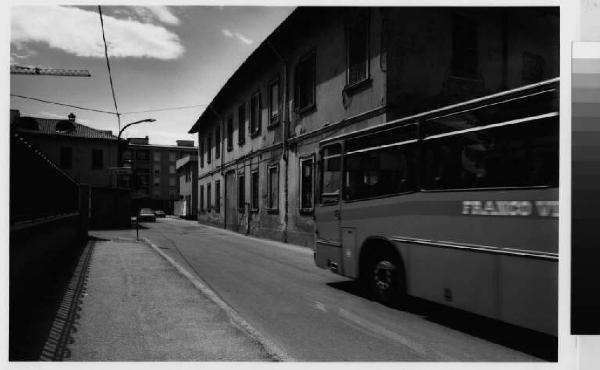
[{"left": 117, "top": 118, "right": 156, "bottom": 166}]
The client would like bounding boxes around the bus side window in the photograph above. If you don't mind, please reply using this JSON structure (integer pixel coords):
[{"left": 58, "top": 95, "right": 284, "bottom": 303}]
[
  {"left": 344, "top": 124, "right": 417, "bottom": 200},
  {"left": 422, "top": 116, "right": 558, "bottom": 190},
  {"left": 321, "top": 144, "right": 342, "bottom": 204}
]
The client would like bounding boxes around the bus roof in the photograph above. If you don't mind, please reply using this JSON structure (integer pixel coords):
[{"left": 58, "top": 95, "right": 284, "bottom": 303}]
[{"left": 320, "top": 77, "right": 559, "bottom": 146}]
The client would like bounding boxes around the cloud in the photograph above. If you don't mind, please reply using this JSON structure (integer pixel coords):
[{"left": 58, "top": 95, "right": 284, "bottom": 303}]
[
  {"left": 222, "top": 28, "right": 253, "bottom": 45},
  {"left": 129, "top": 6, "right": 180, "bottom": 26},
  {"left": 10, "top": 42, "right": 37, "bottom": 63},
  {"left": 234, "top": 32, "right": 253, "bottom": 45},
  {"left": 11, "top": 6, "right": 184, "bottom": 60},
  {"left": 147, "top": 6, "right": 180, "bottom": 25}
]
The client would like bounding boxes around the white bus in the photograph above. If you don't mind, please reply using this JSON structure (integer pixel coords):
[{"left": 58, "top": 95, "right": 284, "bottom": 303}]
[{"left": 314, "top": 78, "right": 559, "bottom": 336}]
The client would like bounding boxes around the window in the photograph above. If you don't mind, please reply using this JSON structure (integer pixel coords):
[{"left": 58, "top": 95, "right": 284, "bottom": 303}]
[
  {"left": 92, "top": 149, "right": 103, "bottom": 169},
  {"left": 238, "top": 173, "right": 245, "bottom": 212},
  {"left": 122, "top": 150, "right": 132, "bottom": 161},
  {"left": 269, "top": 80, "right": 280, "bottom": 126},
  {"left": 346, "top": 13, "right": 369, "bottom": 85},
  {"left": 320, "top": 144, "right": 341, "bottom": 204},
  {"left": 452, "top": 14, "right": 478, "bottom": 78},
  {"left": 59, "top": 147, "right": 72, "bottom": 169},
  {"left": 215, "top": 180, "right": 221, "bottom": 212},
  {"left": 169, "top": 177, "right": 176, "bottom": 187},
  {"left": 251, "top": 169, "right": 259, "bottom": 211},
  {"left": 154, "top": 177, "right": 160, "bottom": 186},
  {"left": 136, "top": 150, "right": 149, "bottom": 160},
  {"left": 169, "top": 151, "right": 176, "bottom": 162},
  {"left": 199, "top": 138, "right": 204, "bottom": 168},
  {"left": 207, "top": 134, "right": 212, "bottom": 163},
  {"left": 169, "top": 165, "right": 175, "bottom": 174},
  {"left": 153, "top": 152, "right": 161, "bottom": 161},
  {"left": 300, "top": 156, "right": 314, "bottom": 211},
  {"left": 250, "top": 91, "right": 261, "bottom": 136},
  {"left": 267, "top": 165, "right": 279, "bottom": 211},
  {"left": 215, "top": 126, "right": 221, "bottom": 159},
  {"left": 294, "top": 52, "right": 316, "bottom": 112},
  {"left": 344, "top": 124, "right": 418, "bottom": 201},
  {"left": 153, "top": 164, "right": 160, "bottom": 176},
  {"left": 207, "top": 182, "right": 212, "bottom": 210},
  {"left": 227, "top": 114, "right": 234, "bottom": 151},
  {"left": 137, "top": 174, "right": 150, "bottom": 187},
  {"left": 185, "top": 166, "right": 191, "bottom": 182},
  {"left": 200, "top": 185, "right": 204, "bottom": 212},
  {"left": 421, "top": 90, "right": 558, "bottom": 190},
  {"left": 238, "top": 103, "right": 246, "bottom": 145}
]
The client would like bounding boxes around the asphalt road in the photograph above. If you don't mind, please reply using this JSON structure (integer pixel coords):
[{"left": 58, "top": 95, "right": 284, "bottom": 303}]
[{"left": 134, "top": 217, "right": 555, "bottom": 361}]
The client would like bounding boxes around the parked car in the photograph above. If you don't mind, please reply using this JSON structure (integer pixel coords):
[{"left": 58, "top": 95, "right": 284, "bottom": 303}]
[
  {"left": 154, "top": 210, "right": 166, "bottom": 218},
  {"left": 138, "top": 208, "right": 156, "bottom": 222}
]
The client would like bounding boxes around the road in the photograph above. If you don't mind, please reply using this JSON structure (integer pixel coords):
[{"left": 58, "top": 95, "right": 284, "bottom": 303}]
[{"left": 128, "top": 217, "right": 555, "bottom": 361}]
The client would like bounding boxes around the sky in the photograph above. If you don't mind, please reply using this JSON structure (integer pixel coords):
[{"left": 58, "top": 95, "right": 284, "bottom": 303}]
[{"left": 10, "top": 5, "right": 294, "bottom": 145}]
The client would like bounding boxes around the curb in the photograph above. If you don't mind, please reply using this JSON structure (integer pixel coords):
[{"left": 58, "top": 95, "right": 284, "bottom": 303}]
[
  {"left": 141, "top": 237, "right": 293, "bottom": 361},
  {"left": 163, "top": 218, "right": 314, "bottom": 256}
]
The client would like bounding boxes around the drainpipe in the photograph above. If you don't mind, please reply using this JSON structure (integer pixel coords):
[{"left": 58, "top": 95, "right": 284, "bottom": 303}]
[
  {"left": 267, "top": 40, "right": 289, "bottom": 243},
  {"left": 209, "top": 105, "right": 225, "bottom": 228}
]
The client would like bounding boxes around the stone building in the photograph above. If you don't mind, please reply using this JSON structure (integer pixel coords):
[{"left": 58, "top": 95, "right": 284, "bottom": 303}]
[
  {"left": 188, "top": 7, "right": 559, "bottom": 247},
  {"left": 11, "top": 110, "right": 118, "bottom": 187}
]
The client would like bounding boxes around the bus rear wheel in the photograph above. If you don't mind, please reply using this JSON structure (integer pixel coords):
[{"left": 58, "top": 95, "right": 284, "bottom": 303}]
[{"left": 367, "top": 253, "right": 405, "bottom": 307}]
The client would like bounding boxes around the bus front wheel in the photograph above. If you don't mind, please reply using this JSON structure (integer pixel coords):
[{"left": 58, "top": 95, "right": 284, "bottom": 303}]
[{"left": 367, "top": 252, "right": 405, "bottom": 307}]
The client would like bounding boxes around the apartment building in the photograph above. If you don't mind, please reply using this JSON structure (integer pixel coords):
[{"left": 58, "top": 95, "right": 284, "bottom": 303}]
[
  {"left": 188, "top": 7, "right": 559, "bottom": 247},
  {"left": 123, "top": 138, "right": 197, "bottom": 213}
]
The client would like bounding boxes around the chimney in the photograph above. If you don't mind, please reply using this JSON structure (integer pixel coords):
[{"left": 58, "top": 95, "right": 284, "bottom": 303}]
[
  {"left": 68, "top": 112, "right": 76, "bottom": 122},
  {"left": 128, "top": 136, "right": 150, "bottom": 145},
  {"left": 176, "top": 140, "right": 195, "bottom": 147}
]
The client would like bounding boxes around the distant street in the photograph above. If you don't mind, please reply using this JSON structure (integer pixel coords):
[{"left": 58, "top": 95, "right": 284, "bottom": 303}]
[{"left": 107, "top": 217, "right": 556, "bottom": 361}]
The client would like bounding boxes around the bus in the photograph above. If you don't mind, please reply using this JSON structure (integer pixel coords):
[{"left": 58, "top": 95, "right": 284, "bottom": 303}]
[{"left": 314, "top": 78, "right": 559, "bottom": 336}]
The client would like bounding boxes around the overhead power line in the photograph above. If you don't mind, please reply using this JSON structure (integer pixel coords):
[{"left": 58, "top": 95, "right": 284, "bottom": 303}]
[
  {"left": 98, "top": 5, "right": 121, "bottom": 132},
  {"left": 10, "top": 65, "right": 91, "bottom": 77},
  {"left": 120, "top": 104, "right": 209, "bottom": 115},
  {"left": 11, "top": 94, "right": 210, "bottom": 116},
  {"left": 10, "top": 94, "right": 117, "bottom": 115}
]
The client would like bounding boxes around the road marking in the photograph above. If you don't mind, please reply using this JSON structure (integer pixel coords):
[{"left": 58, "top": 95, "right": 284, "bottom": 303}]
[
  {"left": 314, "top": 301, "right": 327, "bottom": 312},
  {"left": 336, "top": 307, "right": 455, "bottom": 360},
  {"left": 141, "top": 237, "right": 293, "bottom": 361}
]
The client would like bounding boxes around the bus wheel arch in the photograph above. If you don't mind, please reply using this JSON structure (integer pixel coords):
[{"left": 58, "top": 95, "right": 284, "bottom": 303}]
[{"left": 359, "top": 238, "right": 407, "bottom": 306}]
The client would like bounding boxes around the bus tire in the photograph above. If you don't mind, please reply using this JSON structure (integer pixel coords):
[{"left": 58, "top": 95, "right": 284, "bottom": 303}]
[{"left": 367, "top": 251, "right": 405, "bottom": 307}]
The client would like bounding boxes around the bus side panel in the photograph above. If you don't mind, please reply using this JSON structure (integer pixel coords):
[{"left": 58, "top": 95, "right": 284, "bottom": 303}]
[
  {"left": 404, "top": 243, "right": 499, "bottom": 319},
  {"left": 499, "top": 256, "right": 558, "bottom": 335}
]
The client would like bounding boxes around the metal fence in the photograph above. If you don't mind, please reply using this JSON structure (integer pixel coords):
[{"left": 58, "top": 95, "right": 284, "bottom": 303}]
[{"left": 10, "top": 132, "right": 79, "bottom": 223}]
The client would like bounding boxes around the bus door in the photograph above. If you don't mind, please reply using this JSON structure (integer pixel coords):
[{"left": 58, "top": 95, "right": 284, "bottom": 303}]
[{"left": 315, "top": 142, "right": 344, "bottom": 272}]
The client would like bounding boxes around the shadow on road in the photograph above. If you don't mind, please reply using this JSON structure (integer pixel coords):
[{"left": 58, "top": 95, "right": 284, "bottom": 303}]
[
  {"left": 91, "top": 223, "right": 149, "bottom": 231},
  {"left": 326, "top": 280, "right": 557, "bottom": 362}
]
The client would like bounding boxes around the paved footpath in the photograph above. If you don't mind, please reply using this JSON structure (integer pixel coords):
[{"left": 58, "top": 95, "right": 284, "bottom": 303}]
[{"left": 60, "top": 234, "right": 275, "bottom": 361}]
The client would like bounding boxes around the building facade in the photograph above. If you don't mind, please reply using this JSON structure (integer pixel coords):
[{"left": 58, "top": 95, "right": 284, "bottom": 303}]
[
  {"left": 11, "top": 110, "right": 118, "bottom": 188},
  {"left": 122, "top": 138, "right": 197, "bottom": 213},
  {"left": 188, "top": 7, "right": 559, "bottom": 247},
  {"left": 174, "top": 155, "right": 198, "bottom": 219}
]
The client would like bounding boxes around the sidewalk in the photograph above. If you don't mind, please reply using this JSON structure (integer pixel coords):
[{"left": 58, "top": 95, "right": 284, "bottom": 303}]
[{"left": 45, "top": 234, "right": 276, "bottom": 361}]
